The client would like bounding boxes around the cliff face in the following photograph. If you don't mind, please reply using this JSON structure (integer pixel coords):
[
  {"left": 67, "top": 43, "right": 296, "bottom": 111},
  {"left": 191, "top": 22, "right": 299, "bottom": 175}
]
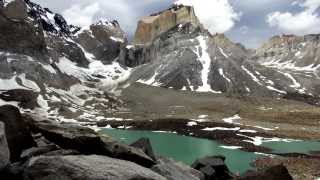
[
  {"left": 254, "top": 34, "right": 320, "bottom": 69},
  {"left": 124, "top": 6, "right": 320, "bottom": 104},
  {"left": 75, "top": 20, "right": 127, "bottom": 64},
  {"left": 133, "top": 5, "right": 200, "bottom": 44}
]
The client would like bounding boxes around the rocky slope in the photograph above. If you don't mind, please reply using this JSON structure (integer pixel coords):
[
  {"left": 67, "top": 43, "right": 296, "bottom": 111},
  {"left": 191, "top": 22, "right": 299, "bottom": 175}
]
[
  {"left": 123, "top": 5, "right": 320, "bottom": 105},
  {"left": 0, "top": 0, "right": 131, "bottom": 124}
]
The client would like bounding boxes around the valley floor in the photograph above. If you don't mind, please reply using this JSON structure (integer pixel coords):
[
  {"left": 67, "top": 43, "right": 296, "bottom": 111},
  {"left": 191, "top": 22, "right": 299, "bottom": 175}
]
[
  {"left": 94, "top": 83, "right": 320, "bottom": 180},
  {"left": 111, "top": 83, "right": 320, "bottom": 140}
]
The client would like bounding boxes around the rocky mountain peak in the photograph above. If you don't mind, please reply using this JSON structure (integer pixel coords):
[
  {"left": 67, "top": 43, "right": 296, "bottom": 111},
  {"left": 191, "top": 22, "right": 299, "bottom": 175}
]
[
  {"left": 254, "top": 33, "right": 320, "bottom": 69},
  {"left": 74, "top": 19, "right": 127, "bottom": 64},
  {"left": 133, "top": 4, "right": 201, "bottom": 45}
]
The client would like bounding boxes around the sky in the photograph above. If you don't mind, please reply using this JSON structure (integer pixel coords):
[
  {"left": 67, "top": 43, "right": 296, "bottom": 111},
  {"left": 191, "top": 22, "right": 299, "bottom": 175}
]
[{"left": 33, "top": 0, "right": 320, "bottom": 49}]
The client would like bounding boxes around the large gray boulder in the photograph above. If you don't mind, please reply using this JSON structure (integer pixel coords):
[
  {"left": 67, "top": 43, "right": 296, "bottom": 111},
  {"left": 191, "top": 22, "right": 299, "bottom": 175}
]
[
  {"left": 130, "top": 137, "right": 156, "bottom": 160},
  {"left": 28, "top": 119, "right": 155, "bottom": 167},
  {"left": 152, "top": 157, "right": 204, "bottom": 180},
  {"left": 191, "top": 156, "right": 234, "bottom": 180},
  {"left": 0, "top": 122, "right": 10, "bottom": 171},
  {"left": 23, "top": 155, "right": 166, "bottom": 180},
  {"left": 0, "top": 105, "right": 35, "bottom": 162}
]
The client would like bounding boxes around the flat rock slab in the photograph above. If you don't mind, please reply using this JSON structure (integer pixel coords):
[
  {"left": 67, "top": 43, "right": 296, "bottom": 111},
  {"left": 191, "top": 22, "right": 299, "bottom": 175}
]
[
  {"left": 29, "top": 118, "right": 155, "bottom": 167},
  {"left": 24, "top": 155, "right": 166, "bottom": 180}
]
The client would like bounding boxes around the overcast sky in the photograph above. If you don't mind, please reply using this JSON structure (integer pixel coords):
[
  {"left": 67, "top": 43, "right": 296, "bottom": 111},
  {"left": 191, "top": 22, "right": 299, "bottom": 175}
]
[{"left": 33, "top": 0, "right": 320, "bottom": 49}]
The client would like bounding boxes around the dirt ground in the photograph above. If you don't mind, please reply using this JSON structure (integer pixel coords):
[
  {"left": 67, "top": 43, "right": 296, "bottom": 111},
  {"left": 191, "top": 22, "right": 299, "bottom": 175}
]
[{"left": 115, "top": 83, "right": 320, "bottom": 140}]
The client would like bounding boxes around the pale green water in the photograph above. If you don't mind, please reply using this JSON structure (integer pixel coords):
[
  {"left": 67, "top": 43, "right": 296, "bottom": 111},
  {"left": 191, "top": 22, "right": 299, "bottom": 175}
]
[{"left": 100, "top": 129, "right": 320, "bottom": 174}]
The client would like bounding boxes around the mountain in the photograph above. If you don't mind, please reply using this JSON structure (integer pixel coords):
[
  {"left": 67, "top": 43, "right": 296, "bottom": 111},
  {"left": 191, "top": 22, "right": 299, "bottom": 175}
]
[
  {"left": 0, "top": 0, "right": 130, "bottom": 122},
  {"left": 1, "top": 0, "right": 320, "bottom": 119},
  {"left": 123, "top": 5, "right": 320, "bottom": 105}
]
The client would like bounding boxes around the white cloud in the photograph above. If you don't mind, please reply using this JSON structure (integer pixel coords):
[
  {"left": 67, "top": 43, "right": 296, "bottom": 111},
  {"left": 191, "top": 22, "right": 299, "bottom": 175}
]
[
  {"left": 63, "top": 3, "right": 100, "bottom": 28},
  {"left": 62, "top": 0, "right": 138, "bottom": 31},
  {"left": 267, "top": 0, "right": 320, "bottom": 35},
  {"left": 175, "top": 0, "right": 241, "bottom": 34}
]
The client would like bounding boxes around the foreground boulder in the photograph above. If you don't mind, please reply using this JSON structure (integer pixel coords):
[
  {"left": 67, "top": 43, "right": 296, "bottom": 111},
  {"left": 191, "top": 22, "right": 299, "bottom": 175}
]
[
  {"left": 236, "top": 165, "right": 293, "bottom": 180},
  {"left": 0, "top": 105, "right": 35, "bottom": 162},
  {"left": 100, "top": 135, "right": 155, "bottom": 167},
  {"left": 152, "top": 157, "right": 204, "bottom": 180},
  {"left": 27, "top": 117, "right": 155, "bottom": 167},
  {"left": 24, "top": 155, "right": 166, "bottom": 180},
  {"left": 131, "top": 137, "right": 156, "bottom": 160},
  {"left": 0, "top": 122, "right": 10, "bottom": 171},
  {"left": 191, "top": 156, "right": 234, "bottom": 180}
]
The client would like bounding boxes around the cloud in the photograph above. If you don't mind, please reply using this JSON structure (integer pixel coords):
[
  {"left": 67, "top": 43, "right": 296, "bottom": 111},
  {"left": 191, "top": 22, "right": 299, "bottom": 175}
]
[
  {"left": 62, "top": 0, "right": 138, "bottom": 31},
  {"left": 175, "top": 0, "right": 241, "bottom": 34},
  {"left": 63, "top": 3, "right": 100, "bottom": 28},
  {"left": 267, "top": 0, "right": 320, "bottom": 35}
]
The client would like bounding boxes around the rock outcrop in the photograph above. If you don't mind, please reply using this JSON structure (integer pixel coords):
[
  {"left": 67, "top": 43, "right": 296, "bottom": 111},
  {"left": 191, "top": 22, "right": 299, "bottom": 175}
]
[
  {"left": 0, "top": 89, "right": 39, "bottom": 109},
  {"left": 0, "top": 105, "right": 35, "bottom": 162},
  {"left": 253, "top": 34, "right": 320, "bottom": 68},
  {"left": 134, "top": 5, "right": 200, "bottom": 44},
  {"left": 0, "top": 122, "right": 10, "bottom": 171},
  {"left": 75, "top": 20, "right": 127, "bottom": 64},
  {"left": 0, "top": 0, "right": 47, "bottom": 57},
  {"left": 26, "top": 117, "right": 155, "bottom": 168},
  {"left": 191, "top": 156, "right": 234, "bottom": 180},
  {"left": 130, "top": 137, "right": 156, "bottom": 160}
]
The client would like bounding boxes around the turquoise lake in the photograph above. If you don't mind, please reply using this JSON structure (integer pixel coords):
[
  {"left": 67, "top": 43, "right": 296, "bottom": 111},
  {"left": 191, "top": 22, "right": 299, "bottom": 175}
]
[{"left": 100, "top": 129, "right": 320, "bottom": 174}]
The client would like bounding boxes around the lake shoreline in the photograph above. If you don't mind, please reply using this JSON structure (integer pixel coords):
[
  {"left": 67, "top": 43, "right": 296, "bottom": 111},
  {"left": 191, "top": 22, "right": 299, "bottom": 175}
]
[
  {"left": 95, "top": 118, "right": 320, "bottom": 156},
  {"left": 97, "top": 118, "right": 320, "bottom": 179}
]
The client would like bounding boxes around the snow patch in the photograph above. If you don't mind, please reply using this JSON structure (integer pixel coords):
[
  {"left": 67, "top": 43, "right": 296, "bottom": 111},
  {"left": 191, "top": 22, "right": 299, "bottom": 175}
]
[
  {"left": 110, "top": 36, "right": 124, "bottom": 43},
  {"left": 241, "top": 66, "right": 262, "bottom": 86},
  {"left": 187, "top": 121, "right": 198, "bottom": 127},
  {"left": 0, "top": 76, "right": 26, "bottom": 90},
  {"left": 219, "top": 68, "right": 231, "bottom": 83},
  {"left": 219, "top": 47, "right": 229, "bottom": 58},
  {"left": 222, "top": 114, "right": 242, "bottom": 125},
  {"left": 220, "top": 146, "right": 242, "bottom": 150},
  {"left": 266, "top": 85, "right": 286, "bottom": 94},
  {"left": 237, "top": 134, "right": 300, "bottom": 146},
  {"left": 202, "top": 127, "right": 240, "bottom": 131},
  {"left": 196, "top": 36, "right": 221, "bottom": 93}
]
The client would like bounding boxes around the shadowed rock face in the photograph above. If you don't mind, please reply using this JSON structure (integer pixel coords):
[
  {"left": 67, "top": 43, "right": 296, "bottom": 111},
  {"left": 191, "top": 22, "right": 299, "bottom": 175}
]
[
  {"left": 134, "top": 5, "right": 200, "bottom": 45},
  {"left": 0, "top": 122, "right": 10, "bottom": 171},
  {"left": 75, "top": 20, "right": 127, "bottom": 64},
  {"left": 0, "top": 0, "right": 46, "bottom": 57},
  {"left": 0, "top": 105, "right": 35, "bottom": 162}
]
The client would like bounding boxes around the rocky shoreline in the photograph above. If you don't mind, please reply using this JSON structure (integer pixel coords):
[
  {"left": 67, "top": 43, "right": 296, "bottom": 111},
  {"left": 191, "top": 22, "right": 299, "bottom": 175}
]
[
  {"left": 0, "top": 105, "right": 294, "bottom": 180},
  {"left": 96, "top": 118, "right": 296, "bottom": 154}
]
